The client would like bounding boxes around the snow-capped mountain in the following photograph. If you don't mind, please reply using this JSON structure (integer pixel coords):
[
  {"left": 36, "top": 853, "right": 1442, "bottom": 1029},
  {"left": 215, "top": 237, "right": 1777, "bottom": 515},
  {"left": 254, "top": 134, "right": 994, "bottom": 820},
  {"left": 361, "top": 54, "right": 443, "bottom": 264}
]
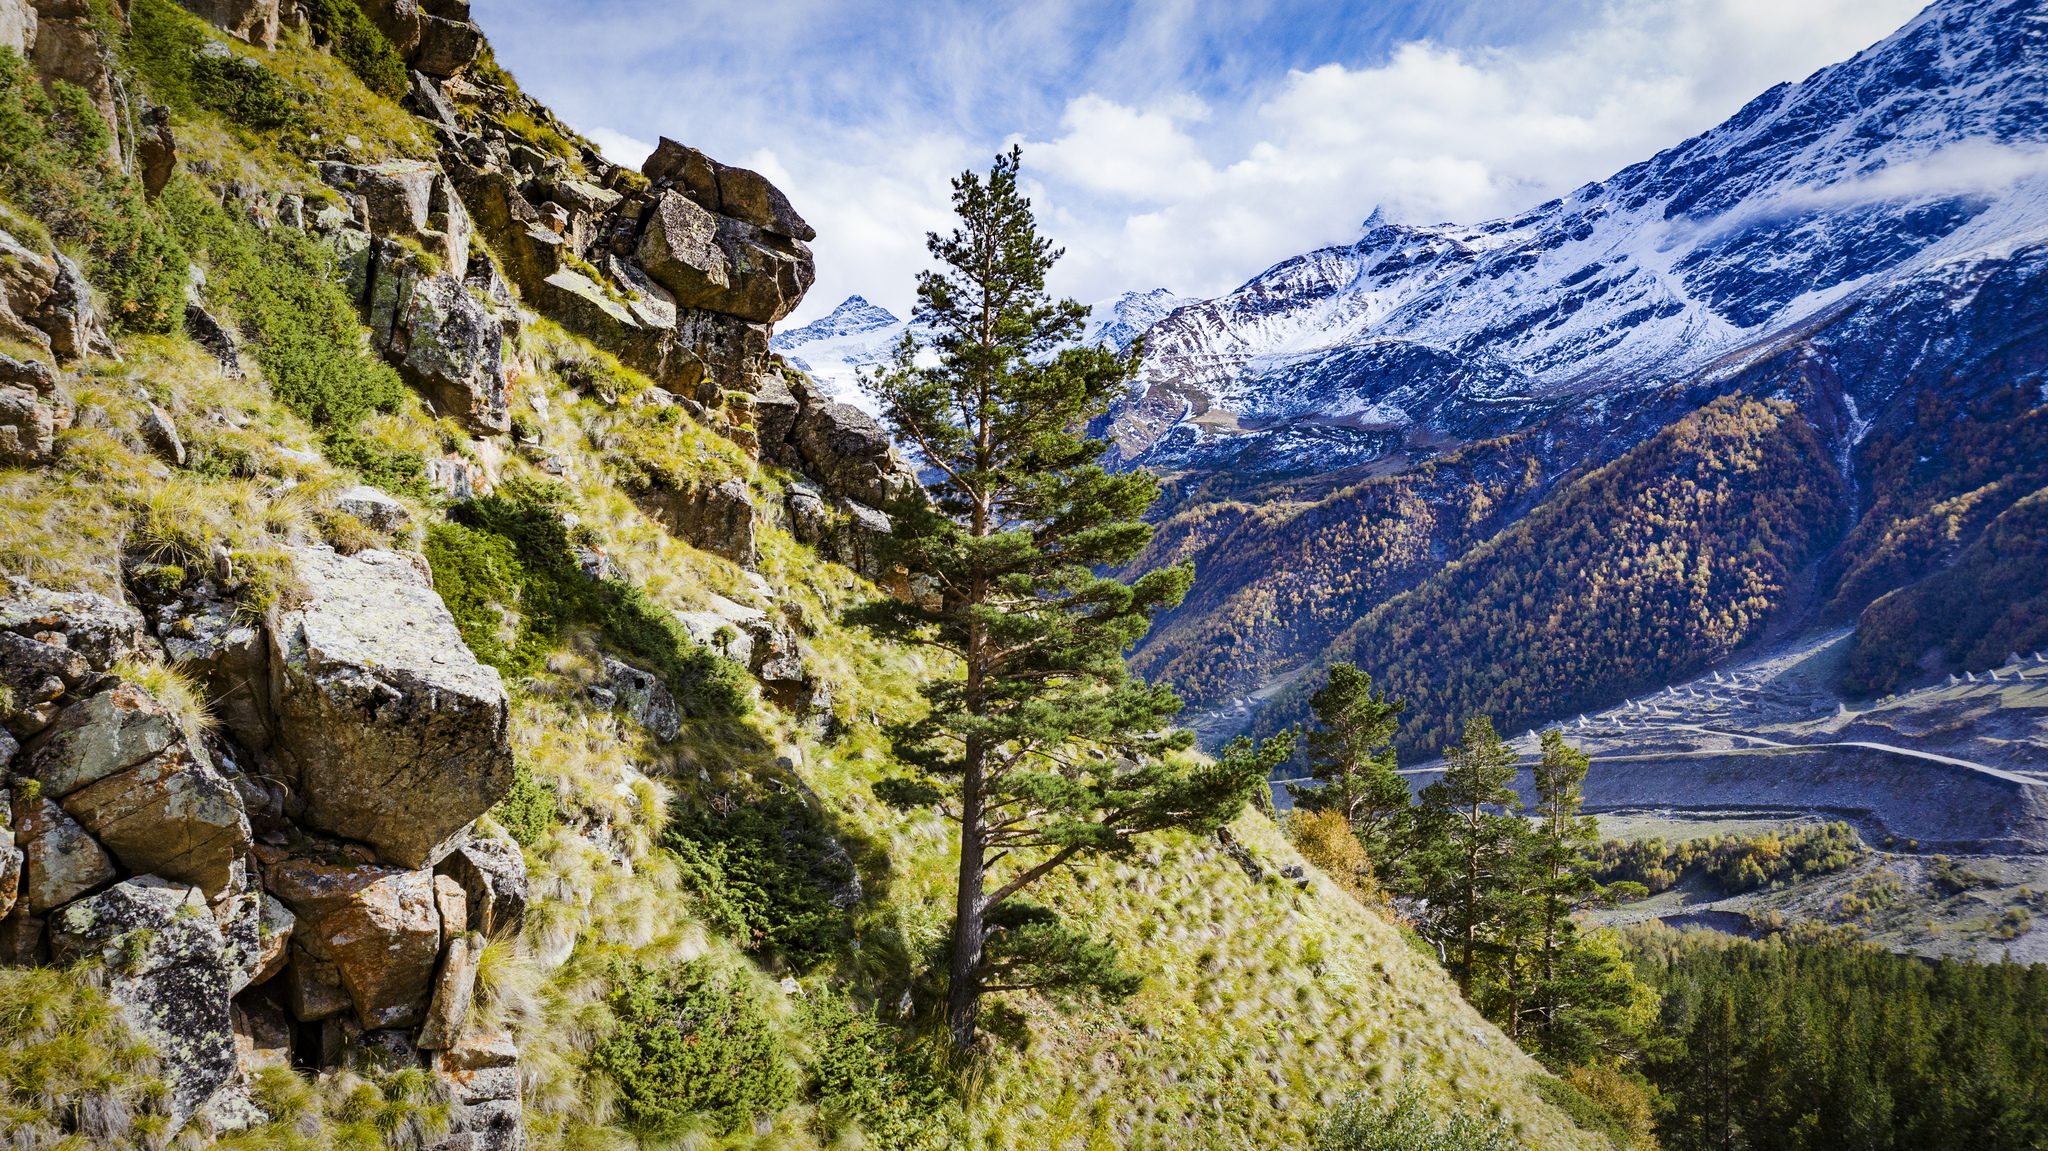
[
  {"left": 773, "top": 289, "right": 1197, "bottom": 415},
  {"left": 1108, "top": 0, "right": 2048, "bottom": 474}
]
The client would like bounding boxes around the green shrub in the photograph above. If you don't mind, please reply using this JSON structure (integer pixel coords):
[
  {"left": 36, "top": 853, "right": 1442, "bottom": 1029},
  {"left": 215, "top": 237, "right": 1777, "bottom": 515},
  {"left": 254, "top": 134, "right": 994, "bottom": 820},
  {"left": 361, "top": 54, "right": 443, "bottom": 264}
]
[
  {"left": 489, "top": 762, "right": 554, "bottom": 848},
  {"left": 301, "top": 0, "right": 406, "bottom": 100},
  {"left": 129, "top": 0, "right": 299, "bottom": 129},
  {"left": 0, "top": 49, "right": 187, "bottom": 333},
  {"left": 1314, "top": 1085, "right": 1525, "bottom": 1151},
  {"left": 662, "top": 789, "right": 852, "bottom": 969},
  {"left": 802, "top": 993, "right": 948, "bottom": 1149},
  {"left": 590, "top": 961, "right": 797, "bottom": 1137},
  {"left": 1527, "top": 1074, "right": 1627, "bottom": 1148},
  {"left": 192, "top": 53, "right": 300, "bottom": 130}
]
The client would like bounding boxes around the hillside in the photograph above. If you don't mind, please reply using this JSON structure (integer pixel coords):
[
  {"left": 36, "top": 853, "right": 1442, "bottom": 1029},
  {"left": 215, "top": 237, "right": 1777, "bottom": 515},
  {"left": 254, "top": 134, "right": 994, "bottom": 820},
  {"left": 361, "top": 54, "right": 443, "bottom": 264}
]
[
  {"left": 1100, "top": 0, "right": 2048, "bottom": 751},
  {"left": 0, "top": 2, "right": 1602, "bottom": 1149}
]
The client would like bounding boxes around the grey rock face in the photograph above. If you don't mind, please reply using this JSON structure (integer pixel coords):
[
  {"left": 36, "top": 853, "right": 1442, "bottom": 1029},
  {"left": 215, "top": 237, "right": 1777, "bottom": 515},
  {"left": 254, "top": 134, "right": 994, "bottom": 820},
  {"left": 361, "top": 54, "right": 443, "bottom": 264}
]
[
  {"left": 0, "top": 788, "right": 20, "bottom": 919},
  {"left": 0, "top": 351, "right": 55, "bottom": 395},
  {"left": 266, "top": 547, "right": 513, "bottom": 869},
  {"left": 412, "top": 12, "right": 481, "bottom": 76},
  {"left": 636, "top": 475, "right": 759, "bottom": 568},
  {"left": 178, "top": 0, "right": 282, "bottom": 48},
  {"left": 139, "top": 404, "right": 186, "bottom": 466},
  {"left": 642, "top": 137, "right": 723, "bottom": 211},
  {"left": 61, "top": 739, "right": 252, "bottom": 899},
  {"left": 597, "top": 655, "right": 681, "bottom": 743},
  {"left": 434, "top": 835, "right": 527, "bottom": 940},
  {"left": 391, "top": 273, "right": 508, "bottom": 434},
  {"left": 0, "top": 228, "right": 58, "bottom": 354},
  {"left": 218, "top": 890, "right": 293, "bottom": 994},
  {"left": 47, "top": 877, "right": 239, "bottom": 1128},
  {"left": 432, "top": 1027, "right": 523, "bottom": 1151},
  {"left": 636, "top": 190, "right": 728, "bottom": 304},
  {"left": 417, "top": 929, "right": 479, "bottom": 1049},
  {"left": 142, "top": 580, "right": 274, "bottom": 750},
  {"left": 0, "top": 578, "right": 155, "bottom": 671},
  {"left": 14, "top": 794, "right": 116, "bottom": 913},
  {"left": 715, "top": 165, "right": 816, "bottom": 242},
  {"left": 0, "top": 629, "right": 89, "bottom": 718},
  {"left": 792, "top": 397, "right": 921, "bottom": 509},
  {"left": 333, "top": 485, "right": 411, "bottom": 534},
  {"left": 0, "top": 384, "right": 52, "bottom": 464},
  {"left": 29, "top": 682, "right": 184, "bottom": 800}
]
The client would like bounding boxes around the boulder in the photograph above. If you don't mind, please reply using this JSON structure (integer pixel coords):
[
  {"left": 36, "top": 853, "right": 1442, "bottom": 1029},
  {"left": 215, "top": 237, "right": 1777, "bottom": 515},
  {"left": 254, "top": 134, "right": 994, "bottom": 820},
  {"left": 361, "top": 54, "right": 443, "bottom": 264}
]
[
  {"left": 46, "top": 878, "right": 239, "bottom": 1128},
  {"left": 0, "top": 629, "right": 89, "bottom": 715},
  {"left": 0, "top": 384, "right": 53, "bottom": 464},
  {"left": 635, "top": 190, "right": 727, "bottom": 305},
  {"left": 140, "top": 403, "right": 186, "bottom": 465},
  {"left": 184, "top": 299, "right": 242, "bottom": 375},
  {"left": 314, "top": 866, "right": 442, "bottom": 1028},
  {"left": 598, "top": 655, "right": 680, "bottom": 743},
  {"left": 391, "top": 272, "right": 508, "bottom": 434},
  {"left": 139, "top": 104, "right": 176, "bottom": 200},
  {"left": 637, "top": 476, "right": 758, "bottom": 567},
  {"left": 334, "top": 485, "right": 413, "bottom": 533},
  {"left": 36, "top": 251, "right": 115, "bottom": 360},
  {"left": 434, "top": 871, "right": 467, "bottom": 943},
  {"left": 412, "top": 13, "right": 480, "bottom": 75},
  {"left": 715, "top": 165, "right": 815, "bottom": 242},
  {"left": 0, "top": 0, "right": 34, "bottom": 58},
  {"left": 794, "top": 399, "right": 921, "bottom": 509},
  {"left": 14, "top": 794, "right": 115, "bottom": 912},
  {"left": 407, "top": 69, "right": 459, "bottom": 128},
  {"left": 61, "top": 739, "right": 252, "bottom": 898},
  {"left": 417, "top": 929, "right": 479, "bottom": 1049},
  {"left": 266, "top": 546, "right": 513, "bottom": 869},
  {"left": 177, "top": 0, "right": 280, "bottom": 48},
  {"left": 642, "top": 137, "right": 722, "bottom": 211},
  {"left": 707, "top": 217, "right": 813, "bottom": 324},
  {"left": 0, "top": 578, "right": 155, "bottom": 671},
  {"left": 218, "top": 890, "right": 293, "bottom": 993},
  {"left": 753, "top": 374, "right": 800, "bottom": 461},
  {"left": 318, "top": 159, "right": 436, "bottom": 241},
  {"left": 0, "top": 350, "right": 55, "bottom": 395},
  {"left": 434, "top": 835, "right": 527, "bottom": 939},
  {"left": 353, "top": 0, "right": 420, "bottom": 57}
]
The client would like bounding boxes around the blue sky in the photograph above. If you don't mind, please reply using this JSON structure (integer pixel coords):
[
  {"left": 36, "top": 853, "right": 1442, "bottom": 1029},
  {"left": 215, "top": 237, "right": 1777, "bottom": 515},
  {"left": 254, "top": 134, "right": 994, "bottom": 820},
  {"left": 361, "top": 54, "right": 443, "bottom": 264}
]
[{"left": 473, "top": 0, "right": 1929, "bottom": 325}]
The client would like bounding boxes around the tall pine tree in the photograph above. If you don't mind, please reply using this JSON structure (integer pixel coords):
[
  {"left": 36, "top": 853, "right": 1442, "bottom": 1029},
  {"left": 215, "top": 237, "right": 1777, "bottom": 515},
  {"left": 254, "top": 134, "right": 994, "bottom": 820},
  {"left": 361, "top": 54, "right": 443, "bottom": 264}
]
[
  {"left": 1411, "top": 716, "right": 1524, "bottom": 997},
  {"left": 1290, "top": 662, "right": 1410, "bottom": 884},
  {"left": 858, "top": 148, "right": 1293, "bottom": 1049}
]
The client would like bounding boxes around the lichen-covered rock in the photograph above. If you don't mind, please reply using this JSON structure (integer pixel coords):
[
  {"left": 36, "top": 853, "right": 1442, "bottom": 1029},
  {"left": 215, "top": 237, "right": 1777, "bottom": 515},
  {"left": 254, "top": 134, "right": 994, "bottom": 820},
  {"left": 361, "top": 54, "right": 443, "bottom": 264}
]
[
  {"left": 282, "top": 936, "right": 350, "bottom": 1022},
  {"left": 0, "top": 578, "right": 155, "bottom": 671},
  {"left": 266, "top": 546, "right": 513, "bottom": 869},
  {"left": 0, "top": 629, "right": 89, "bottom": 717},
  {"left": 708, "top": 217, "right": 813, "bottom": 324},
  {"left": 434, "top": 835, "right": 527, "bottom": 939},
  {"left": 413, "top": 12, "right": 481, "bottom": 75},
  {"left": 642, "top": 137, "right": 723, "bottom": 211},
  {"left": 334, "top": 484, "right": 412, "bottom": 532},
  {"left": 46, "top": 877, "right": 239, "bottom": 1129},
  {"left": 27, "top": 682, "right": 182, "bottom": 798},
  {"left": 0, "top": 0, "right": 34, "bottom": 60},
  {"left": 391, "top": 273, "right": 508, "bottom": 434},
  {"left": 218, "top": 890, "right": 293, "bottom": 994},
  {"left": 0, "top": 350, "right": 55, "bottom": 395},
  {"left": 599, "top": 656, "right": 680, "bottom": 743},
  {"left": 715, "top": 165, "right": 816, "bottom": 242},
  {"left": 433, "top": 872, "right": 467, "bottom": 944},
  {"left": 319, "top": 160, "right": 437, "bottom": 237},
  {"left": 0, "top": 228, "right": 57, "bottom": 353},
  {"left": 60, "top": 739, "right": 252, "bottom": 898},
  {"left": 636, "top": 190, "right": 728, "bottom": 304},
  {"left": 0, "top": 384, "right": 52, "bottom": 463},
  {"left": 139, "top": 404, "right": 186, "bottom": 465},
  {"left": 636, "top": 476, "right": 758, "bottom": 567},
  {"left": 14, "top": 795, "right": 115, "bottom": 912}
]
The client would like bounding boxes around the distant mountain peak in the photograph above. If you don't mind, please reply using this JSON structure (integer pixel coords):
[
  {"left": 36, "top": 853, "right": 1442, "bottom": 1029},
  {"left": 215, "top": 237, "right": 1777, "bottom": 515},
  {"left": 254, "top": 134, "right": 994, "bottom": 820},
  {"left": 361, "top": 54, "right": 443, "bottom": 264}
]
[{"left": 772, "top": 295, "right": 903, "bottom": 349}]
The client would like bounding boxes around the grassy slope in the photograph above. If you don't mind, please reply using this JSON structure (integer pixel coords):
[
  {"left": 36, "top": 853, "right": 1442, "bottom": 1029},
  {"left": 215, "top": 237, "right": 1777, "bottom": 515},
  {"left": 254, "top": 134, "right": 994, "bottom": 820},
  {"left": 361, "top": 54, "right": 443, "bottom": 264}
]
[{"left": 0, "top": 15, "right": 1601, "bottom": 1151}]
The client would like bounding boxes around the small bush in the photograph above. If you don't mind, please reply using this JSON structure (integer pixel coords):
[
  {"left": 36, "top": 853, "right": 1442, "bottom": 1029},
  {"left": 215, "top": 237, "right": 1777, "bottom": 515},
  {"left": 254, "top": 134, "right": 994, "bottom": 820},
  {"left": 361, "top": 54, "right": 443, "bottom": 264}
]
[
  {"left": 1566, "top": 1065, "right": 1658, "bottom": 1151},
  {"left": 301, "top": 0, "right": 407, "bottom": 100},
  {"left": 590, "top": 961, "right": 797, "bottom": 1138},
  {"left": 489, "top": 762, "right": 554, "bottom": 848},
  {"left": 663, "top": 789, "right": 853, "bottom": 969},
  {"left": 191, "top": 52, "right": 300, "bottom": 130},
  {"left": 1527, "top": 1073, "right": 1627, "bottom": 1148},
  {"left": 802, "top": 993, "right": 948, "bottom": 1150},
  {"left": 1289, "top": 806, "right": 1379, "bottom": 903}
]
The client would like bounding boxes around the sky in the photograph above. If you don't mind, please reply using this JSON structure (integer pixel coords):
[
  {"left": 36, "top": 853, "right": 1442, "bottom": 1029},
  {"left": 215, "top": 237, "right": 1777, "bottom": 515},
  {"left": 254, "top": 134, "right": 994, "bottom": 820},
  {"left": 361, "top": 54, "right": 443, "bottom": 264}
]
[{"left": 472, "top": 0, "right": 1932, "bottom": 327}]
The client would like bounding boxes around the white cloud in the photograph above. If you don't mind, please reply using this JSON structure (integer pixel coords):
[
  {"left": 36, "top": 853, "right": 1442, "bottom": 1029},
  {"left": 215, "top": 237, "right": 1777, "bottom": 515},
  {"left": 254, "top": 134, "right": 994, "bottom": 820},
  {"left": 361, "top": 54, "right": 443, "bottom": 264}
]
[{"left": 584, "top": 127, "right": 654, "bottom": 168}]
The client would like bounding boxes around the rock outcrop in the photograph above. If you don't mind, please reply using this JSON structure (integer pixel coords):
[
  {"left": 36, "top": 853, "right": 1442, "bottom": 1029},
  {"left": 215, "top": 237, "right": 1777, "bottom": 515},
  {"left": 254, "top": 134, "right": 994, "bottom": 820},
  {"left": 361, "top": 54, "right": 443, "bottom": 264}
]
[
  {"left": 635, "top": 475, "right": 758, "bottom": 568},
  {"left": 266, "top": 546, "right": 513, "bottom": 869}
]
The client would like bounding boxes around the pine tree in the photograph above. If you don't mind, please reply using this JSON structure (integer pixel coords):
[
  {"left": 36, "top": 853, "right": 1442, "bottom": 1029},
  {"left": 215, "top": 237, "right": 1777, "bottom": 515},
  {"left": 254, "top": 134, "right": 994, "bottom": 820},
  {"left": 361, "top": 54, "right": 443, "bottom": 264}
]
[
  {"left": 1411, "top": 716, "right": 1524, "bottom": 997},
  {"left": 1290, "top": 662, "right": 1410, "bottom": 883},
  {"left": 857, "top": 148, "right": 1294, "bottom": 1049}
]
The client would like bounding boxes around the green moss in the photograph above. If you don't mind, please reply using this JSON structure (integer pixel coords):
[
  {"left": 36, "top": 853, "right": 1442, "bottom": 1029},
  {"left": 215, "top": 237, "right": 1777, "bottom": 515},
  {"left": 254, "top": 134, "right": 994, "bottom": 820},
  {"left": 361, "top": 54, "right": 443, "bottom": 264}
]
[{"left": 590, "top": 960, "right": 798, "bottom": 1137}]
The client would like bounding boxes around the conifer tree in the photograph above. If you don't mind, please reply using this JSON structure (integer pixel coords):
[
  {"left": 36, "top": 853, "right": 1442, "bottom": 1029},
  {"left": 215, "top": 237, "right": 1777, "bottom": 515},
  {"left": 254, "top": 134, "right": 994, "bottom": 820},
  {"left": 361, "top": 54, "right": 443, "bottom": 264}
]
[
  {"left": 1290, "top": 662, "right": 1410, "bottom": 883},
  {"left": 857, "top": 148, "right": 1294, "bottom": 1049},
  {"left": 1411, "top": 716, "right": 1524, "bottom": 997}
]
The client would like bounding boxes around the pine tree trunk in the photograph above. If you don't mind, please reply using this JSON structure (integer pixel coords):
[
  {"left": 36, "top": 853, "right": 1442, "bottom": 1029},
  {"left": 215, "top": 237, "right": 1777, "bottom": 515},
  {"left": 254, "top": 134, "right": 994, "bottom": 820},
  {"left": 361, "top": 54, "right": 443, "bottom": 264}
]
[{"left": 948, "top": 736, "right": 987, "bottom": 1049}]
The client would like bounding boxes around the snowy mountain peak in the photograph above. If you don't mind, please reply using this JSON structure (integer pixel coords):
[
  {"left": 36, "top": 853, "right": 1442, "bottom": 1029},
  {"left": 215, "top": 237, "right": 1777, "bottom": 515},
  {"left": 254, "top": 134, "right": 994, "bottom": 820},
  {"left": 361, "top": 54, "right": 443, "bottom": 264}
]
[
  {"left": 771, "top": 295, "right": 903, "bottom": 349},
  {"left": 1106, "top": 0, "right": 2048, "bottom": 476}
]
